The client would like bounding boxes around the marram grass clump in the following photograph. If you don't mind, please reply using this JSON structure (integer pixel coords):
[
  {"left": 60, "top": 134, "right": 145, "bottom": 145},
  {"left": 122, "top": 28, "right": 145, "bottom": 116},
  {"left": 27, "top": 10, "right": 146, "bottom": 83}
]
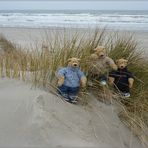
[{"left": 0, "top": 29, "right": 147, "bottom": 147}]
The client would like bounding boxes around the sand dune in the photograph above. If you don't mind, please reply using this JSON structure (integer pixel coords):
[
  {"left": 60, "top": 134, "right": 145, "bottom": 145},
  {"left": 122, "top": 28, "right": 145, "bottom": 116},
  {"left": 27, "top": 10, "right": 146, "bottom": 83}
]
[
  {"left": 0, "top": 27, "right": 146, "bottom": 147},
  {"left": 0, "top": 78, "right": 143, "bottom": 147}
]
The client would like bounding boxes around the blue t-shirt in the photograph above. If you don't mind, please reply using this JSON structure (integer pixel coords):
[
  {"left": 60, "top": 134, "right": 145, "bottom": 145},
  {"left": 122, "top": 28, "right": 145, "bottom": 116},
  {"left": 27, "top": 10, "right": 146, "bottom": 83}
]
[{"left": 57, "top": 66, "right": 85, "bottom": 87}]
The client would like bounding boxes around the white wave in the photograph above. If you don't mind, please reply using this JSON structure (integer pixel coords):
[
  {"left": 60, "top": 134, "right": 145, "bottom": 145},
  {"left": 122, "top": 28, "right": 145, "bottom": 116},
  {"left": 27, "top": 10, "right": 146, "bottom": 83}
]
[{"left": 0, "top": 12, "right": 148, "bottom": 31}]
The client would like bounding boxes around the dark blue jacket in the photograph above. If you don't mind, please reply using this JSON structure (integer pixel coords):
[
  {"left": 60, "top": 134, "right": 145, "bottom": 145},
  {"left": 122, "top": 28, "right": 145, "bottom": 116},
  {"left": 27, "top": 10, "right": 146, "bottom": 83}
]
[{"left": 109, "top": 67, "right": 134, "bottom": 93}]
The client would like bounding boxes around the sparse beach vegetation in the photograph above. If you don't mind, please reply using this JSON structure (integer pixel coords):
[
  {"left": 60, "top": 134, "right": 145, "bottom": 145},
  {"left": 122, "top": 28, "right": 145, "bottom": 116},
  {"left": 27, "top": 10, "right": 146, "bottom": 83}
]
[{"left": 0, "top": 28, "right": 147, "bottom": 146}]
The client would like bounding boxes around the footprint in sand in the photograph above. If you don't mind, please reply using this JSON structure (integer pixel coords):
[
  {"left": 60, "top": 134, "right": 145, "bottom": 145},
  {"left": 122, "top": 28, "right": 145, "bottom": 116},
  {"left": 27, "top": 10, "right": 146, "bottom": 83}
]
[{"left": 36, "top": 95, "right": 45, "bottom": 109}]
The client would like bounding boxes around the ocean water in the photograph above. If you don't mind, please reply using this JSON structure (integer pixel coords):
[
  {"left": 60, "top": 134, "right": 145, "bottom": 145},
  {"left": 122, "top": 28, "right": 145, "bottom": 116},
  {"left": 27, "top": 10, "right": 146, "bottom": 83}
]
[{"left": 0, "top": 10, "right": 148, "bottom": 31}]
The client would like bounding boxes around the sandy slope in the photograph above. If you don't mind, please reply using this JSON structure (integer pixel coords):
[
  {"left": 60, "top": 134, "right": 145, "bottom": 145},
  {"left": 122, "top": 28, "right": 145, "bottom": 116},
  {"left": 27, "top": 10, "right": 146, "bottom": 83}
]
[{"left": 0, "top": 78, "right": 143, "bottom": 147}]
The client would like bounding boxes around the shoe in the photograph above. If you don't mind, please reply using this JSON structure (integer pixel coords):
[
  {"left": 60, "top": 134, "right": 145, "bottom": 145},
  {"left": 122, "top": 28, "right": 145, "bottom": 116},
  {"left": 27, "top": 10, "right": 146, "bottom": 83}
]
[
  {"left": 69, "top": 96, "right": 78, "bottom": 103},
  {"left": 62, "top": 93, "right": 67, "bottom": 97},
  {"left": 71, "top": 99, "right": 78, "bottom": 103},
  {"left": 100, "top": 80, "right": 107, "bottom": 86},
  {"left": 64, "top": 98, "right": 70, "bottom": 102},
  {"left": 60, "top": 93, "right": 69, "bottom": 101},
  {"left": 122, "top": 92, "right": 131, "bottom": 98}
]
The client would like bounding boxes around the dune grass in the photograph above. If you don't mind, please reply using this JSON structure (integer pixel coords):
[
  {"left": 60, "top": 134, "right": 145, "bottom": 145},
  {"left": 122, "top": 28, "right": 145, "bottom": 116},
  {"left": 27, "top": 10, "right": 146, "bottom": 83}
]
[{"left": 0, "top": 28, "right": 147, "bottom": 146}]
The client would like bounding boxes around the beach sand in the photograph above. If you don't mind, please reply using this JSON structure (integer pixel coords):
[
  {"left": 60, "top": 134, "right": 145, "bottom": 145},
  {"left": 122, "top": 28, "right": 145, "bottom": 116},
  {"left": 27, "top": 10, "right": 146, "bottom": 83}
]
[
  {"left": 0, "top": 27, "right": 147, "bottom": 147},
  {"left": 0, "top": 78, "right": 144, "bottom": 147},
  {"left": 0, "top": 27, "right": 148, "bottom": 55}
]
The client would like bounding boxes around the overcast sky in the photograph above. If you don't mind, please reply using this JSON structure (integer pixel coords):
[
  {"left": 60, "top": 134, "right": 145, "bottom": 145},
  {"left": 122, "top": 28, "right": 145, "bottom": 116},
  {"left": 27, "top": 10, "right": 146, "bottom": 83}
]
[{"left": 0, "top": 1, "right": 148, "bottom": 10}]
